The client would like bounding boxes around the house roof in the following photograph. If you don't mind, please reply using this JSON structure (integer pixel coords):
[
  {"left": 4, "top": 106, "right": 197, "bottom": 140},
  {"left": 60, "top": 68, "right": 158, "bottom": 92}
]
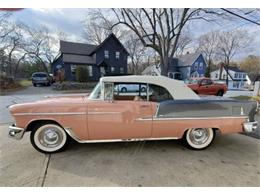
[
  {"left": 62, "top": 54, "right": 96, "bottom": 65},
  {"left": 60, "top": 40, "right": 97, "bottom": 55},
  {"left": 178, "top": 52, "right": 201, "bottom": 67},
  {"left": 90, "top": 33, "right": 129, "bottom": 55},
  {"left": 224, "top": 66, "right": 245, "bottom": 73}
]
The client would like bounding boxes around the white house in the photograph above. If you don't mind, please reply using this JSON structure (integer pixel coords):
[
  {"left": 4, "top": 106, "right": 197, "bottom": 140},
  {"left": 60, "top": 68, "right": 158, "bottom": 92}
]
[
  {"left": 142, "top": 52, "right": 208, "bottom": 81},
  {"left": 210, "top": 65, "right": 251, "bottom": 90}
]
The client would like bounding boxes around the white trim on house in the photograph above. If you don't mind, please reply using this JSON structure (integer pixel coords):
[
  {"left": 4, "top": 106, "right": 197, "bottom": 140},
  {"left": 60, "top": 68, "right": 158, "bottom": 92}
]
[{"left": 210, "top": 68, "right": 251, "bottom": 90}]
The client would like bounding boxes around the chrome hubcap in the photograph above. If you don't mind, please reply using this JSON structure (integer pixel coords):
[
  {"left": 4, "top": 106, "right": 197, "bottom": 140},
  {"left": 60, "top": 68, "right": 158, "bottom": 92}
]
[
  {"left": 38, "top": 127, "right": 63, "bottom": 148},
  {"left": 189, "top": 128, "right": 209, "bottom": 145}
]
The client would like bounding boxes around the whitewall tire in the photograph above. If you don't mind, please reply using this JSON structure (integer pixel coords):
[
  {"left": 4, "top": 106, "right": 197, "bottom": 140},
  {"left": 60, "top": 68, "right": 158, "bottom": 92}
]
[
  {"left": 184, "top": 128, "right": 215, "bottom": 150},
  {"left": 30, "top": 123, "right": 68, "bottom": 153}
]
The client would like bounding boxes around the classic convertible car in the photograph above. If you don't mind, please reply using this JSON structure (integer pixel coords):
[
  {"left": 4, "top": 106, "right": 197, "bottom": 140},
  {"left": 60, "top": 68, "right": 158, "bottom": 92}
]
[{"left": 8, "top": 76, "right": 258, "bottom": 153}]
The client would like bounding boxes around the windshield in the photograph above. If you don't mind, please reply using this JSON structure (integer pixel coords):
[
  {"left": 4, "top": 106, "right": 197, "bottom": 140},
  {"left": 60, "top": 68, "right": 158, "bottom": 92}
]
[
  {"left": 32, "top": 73, "right": 47, "bottom": 77},
  {"left": 88, "top": 82, "right": 101, "bottom": 100}
]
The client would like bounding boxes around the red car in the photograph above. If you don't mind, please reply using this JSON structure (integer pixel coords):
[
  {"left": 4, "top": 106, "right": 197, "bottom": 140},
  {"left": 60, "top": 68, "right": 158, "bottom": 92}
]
[{"left": 186, "top": 78, "right": 228, "bottom": 96}]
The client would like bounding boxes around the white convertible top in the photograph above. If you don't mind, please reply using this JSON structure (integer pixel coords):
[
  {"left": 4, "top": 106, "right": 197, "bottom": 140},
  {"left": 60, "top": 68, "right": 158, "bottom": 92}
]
[{"left": 101, "top": 75, "right": 200, "bottom": 100}]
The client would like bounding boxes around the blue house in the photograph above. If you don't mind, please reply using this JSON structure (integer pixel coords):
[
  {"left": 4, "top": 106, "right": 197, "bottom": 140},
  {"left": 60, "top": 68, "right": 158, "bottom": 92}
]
[
  {"left": 175, "top": 52, "right": 208, "bottom": 80},
  {"left": 142, "top": 52, "right": 208, "bottom": 81},
  {"left": 51, "top": 33, "right": 128, "bottom": 81}
]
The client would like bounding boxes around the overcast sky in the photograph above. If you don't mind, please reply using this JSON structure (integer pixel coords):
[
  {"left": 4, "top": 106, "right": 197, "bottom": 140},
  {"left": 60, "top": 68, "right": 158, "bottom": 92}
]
[{"left": 7, "top": 8, "right": 260, "bottom": 61}]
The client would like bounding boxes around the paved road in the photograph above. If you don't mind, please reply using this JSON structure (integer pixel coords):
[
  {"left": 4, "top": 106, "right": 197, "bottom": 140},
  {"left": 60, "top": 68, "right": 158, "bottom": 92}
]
[{"left": 0, "top": 124, "right": 259, "bottom": 187}]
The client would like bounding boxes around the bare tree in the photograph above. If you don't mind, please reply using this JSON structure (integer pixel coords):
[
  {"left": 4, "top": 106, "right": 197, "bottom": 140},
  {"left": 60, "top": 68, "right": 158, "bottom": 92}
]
[
  {"left": 175, "top": 32, "right": 193, "bottom": 56},
  {"left": 82, "top": 9, "right": 125, "bottom": 44},
  {"left": 216, "top": 29, "right": 252, "bottom": 85},
  {"left": 24, "top": 26, "right": 60, "bottom": 74},
  {"left": 197, "top": 30, "right": 219, "bottom": 77},
  {"left": 109, "top": 8, "right": 211, "bottom": 76},
  {"left": 125, "top": 34, "right": 147, "bottom": 74}
]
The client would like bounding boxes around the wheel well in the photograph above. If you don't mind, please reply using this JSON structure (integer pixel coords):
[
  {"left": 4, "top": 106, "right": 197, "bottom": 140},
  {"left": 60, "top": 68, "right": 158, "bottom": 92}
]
[{"left": 26, "top": 120, "right": 61, "bottom": 132}]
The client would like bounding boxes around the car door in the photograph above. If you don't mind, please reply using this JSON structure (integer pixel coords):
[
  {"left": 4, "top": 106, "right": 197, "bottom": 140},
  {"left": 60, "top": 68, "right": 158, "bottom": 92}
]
[
  {"left": 87, "top": 82, "right": 153, "bottom": 140},
  {"left": 199, "top": 79, "right": 212, "bottom": 95}
]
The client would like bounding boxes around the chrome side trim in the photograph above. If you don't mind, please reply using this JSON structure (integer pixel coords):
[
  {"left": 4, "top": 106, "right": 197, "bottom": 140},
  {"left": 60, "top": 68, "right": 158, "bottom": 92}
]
[
  {"left": 87, "top": 111, "right": 121, "bottom": 115},
  {"left": 13, "top": 112, "right": 86, "bottom": 116},
  {"left": 64, "top": 127, "right": 179, "bottom": 143},
  {"left": 136, "top": 116, "right": 248, "bottom": 121}
]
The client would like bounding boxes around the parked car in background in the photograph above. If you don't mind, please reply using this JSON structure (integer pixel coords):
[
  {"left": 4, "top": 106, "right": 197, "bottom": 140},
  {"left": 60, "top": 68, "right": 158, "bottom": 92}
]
[
  {"left": 8, "top": 76, "right": 258, "bottom": 153},
  {"left": 186, "top": 78, "right": 228, "bottom": 96},
  {"left": 118, "top": 84, "right": 147, "bottom": 92},
  {"left": 31, "top": 72, "right": 52, "bottom": 87}
]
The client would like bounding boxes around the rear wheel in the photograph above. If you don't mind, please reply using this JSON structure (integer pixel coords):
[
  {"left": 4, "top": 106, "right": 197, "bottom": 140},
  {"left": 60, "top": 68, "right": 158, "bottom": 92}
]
[
  {"left": 30, "top": 123, "right": 68, "bottom": 153},
  {"left": 184, "top": 128, "right": 215, "bottom": 150},
  {"left": 216, "top": 90, "right": 224, "bottom": 96}
]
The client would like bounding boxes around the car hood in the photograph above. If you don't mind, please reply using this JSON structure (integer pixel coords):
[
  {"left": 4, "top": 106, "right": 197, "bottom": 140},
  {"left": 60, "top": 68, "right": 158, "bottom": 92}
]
[
  {"left": 9, "top": 95, "right": 87, "bottom": 115},
  {"left": 187, "top": 84, "right": 198, "bottom": 89}
]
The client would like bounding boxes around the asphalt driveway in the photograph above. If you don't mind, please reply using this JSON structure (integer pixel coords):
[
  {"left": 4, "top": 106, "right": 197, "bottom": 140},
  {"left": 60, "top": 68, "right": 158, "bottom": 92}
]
[{"left": 0, "top": 86, "right": 259, "bottom": 186}]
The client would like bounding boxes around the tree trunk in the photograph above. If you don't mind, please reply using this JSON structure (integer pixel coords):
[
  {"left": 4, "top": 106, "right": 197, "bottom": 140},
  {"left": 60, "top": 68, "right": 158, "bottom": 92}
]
[{"left": 160, "top": 55, "right": 169, "bottom": 76}]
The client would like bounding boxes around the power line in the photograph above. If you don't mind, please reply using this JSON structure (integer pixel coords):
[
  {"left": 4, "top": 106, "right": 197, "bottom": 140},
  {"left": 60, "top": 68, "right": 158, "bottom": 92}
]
[{"left": 221, "top": 8, "right": 260, "bottom": 26}]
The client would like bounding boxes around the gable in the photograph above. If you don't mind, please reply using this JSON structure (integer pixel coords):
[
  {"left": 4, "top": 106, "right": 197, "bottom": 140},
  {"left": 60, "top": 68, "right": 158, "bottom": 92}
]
[{"left": 91, "top": 33, "right": 128, "bottom": 55}]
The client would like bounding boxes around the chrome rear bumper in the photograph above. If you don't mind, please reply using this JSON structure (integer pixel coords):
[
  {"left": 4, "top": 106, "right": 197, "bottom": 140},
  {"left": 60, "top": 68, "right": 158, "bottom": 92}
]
[
  {"left": 243, "top": 121, "right": 258, "bottom": 133},
  {"left": 8, "top": 125, "right": 25, "bottom": 140}
]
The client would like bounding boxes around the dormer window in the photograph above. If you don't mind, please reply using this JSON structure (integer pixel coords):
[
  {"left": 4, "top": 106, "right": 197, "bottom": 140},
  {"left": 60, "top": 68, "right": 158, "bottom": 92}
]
[
  {"left": 116, "top": 51, "right": 120, "bottom": 59},
  {"left": 104, "top": 50, "right": 109, "bottom": 59}
]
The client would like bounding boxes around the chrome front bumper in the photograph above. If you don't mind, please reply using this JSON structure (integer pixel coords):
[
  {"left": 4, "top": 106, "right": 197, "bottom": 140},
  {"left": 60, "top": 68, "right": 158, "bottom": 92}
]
[
  {"left": 8, "top": 125, "right": 25, "bottom": 140},
  {"left": 243, "top": 121, "right": 258, "bottom": 133}
]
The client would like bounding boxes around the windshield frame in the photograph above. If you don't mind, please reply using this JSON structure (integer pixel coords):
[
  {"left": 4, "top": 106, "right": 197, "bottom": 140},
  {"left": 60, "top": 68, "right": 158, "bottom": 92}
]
[{"left": 88, "top": 82, "right": 102, "bottom": 100}]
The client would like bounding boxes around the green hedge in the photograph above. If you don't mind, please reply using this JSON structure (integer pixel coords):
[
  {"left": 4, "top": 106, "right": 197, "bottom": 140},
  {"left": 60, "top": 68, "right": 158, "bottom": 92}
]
[{"left": 75, "top": 66, "right": 88, "bottom": 82}]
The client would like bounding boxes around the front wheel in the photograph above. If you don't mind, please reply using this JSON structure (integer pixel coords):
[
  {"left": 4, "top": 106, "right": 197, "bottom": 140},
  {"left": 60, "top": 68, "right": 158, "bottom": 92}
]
[
  {"left": 184, "top": 128, "right": 215, "bottom": 150},
  {"left": 30, "top": 123, "right": 68, "bottom": 153}
]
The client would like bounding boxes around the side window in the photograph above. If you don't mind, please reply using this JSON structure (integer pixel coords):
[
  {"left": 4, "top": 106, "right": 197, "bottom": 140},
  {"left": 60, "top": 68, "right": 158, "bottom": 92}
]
[
  {"left": 104, "top": 82, "right": 114, "bottom": 101},
  {"left": 104, "top": 50, "right": 109, "bottom": 59},
  {"left": 113, "top": 83, "right": 147, "bottom": 101},
  {"left": 148, "top": 84, "right": 173, "bottom": 102}
]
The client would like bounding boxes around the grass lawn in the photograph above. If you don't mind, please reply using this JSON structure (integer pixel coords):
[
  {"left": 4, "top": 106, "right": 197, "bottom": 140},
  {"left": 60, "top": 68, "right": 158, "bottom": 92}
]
[
  {"left": 0, "top": 79, "right": 31, "bottom": 95},
  {"left": 18, "top": 79, "right": 32, "bottom": 87}
]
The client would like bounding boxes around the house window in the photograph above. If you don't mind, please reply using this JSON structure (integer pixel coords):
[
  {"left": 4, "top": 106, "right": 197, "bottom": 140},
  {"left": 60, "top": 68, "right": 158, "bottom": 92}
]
[
  {"left": 71, "top": 65, "right": 77, "bottom": 75},
  {"left": 243, "top": 74, "right": 246, "bottom": 78},
  {"left": 199, "top": 62, "right": 203, "bottom": 70},
  {"left": 88, "top": 66, "right": 93, "bottom": 77},
  {"left": 120, "top": 67, "right": 124, "bottom": 74},
  {"left": 111, "top": 66, "right": 115, "bottom": 73},
  {"left": 104, "top": 50, "right": 109, "bottom": 59},
  {"left": 194, "top": 62, "right": 198, "bottom": 70},
  {"left": 215, "top": 73, "right": 218, "bottom": 79},
  {"left": 239, "top": 73, "right": 242, "bottom": 78},
  {"left": 116, "top": 51, "right": 120, "bottom": 59},
  {"left": 234, "top": 73, "right": 237, "bottom": 78}
]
